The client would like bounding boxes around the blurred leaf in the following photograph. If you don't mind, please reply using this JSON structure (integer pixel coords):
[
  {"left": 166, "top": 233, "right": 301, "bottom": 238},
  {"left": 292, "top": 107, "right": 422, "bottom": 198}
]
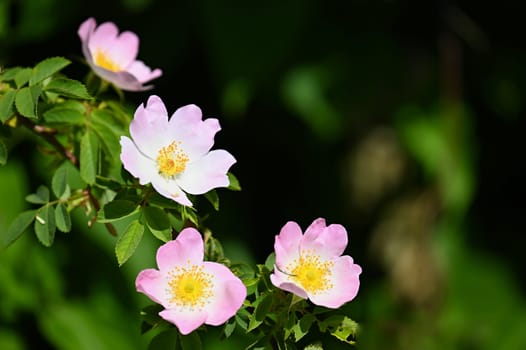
[
  {"left": 148, "top": 329, "right": 179, "bottom": 350},
  {"left": 80, "top": 130, "right": 98, "bottom": 184},
  {"left": 26, "top": 185, "right": 50, "bottom": 204},
  {"left": 0, "top": 139, "right": 6, "bottom": 165},
  {"left": 1, "top": 67, "right": 23, "bottom": 82},
  {"left": 227, "top": 172, "right": 241, "bottom": 191},
  {"left": 115, "top": 219, "right": 144, "bottom": 266},
  {"left": 223, "top": 318, "right": 236, "bottom": 339},
  {"left": 204, "top": 190, "right": 219, "bottom": 210},
  {"left": 34, "top": 205, "right": 56, "bottom": 247},
  {"left": 142, "top": 206, "right": 171, "bottom": 231},
  {"left": 51, "top": 165, "right": 68, "bottom": 198},
  {"left": 304, "top": 342, "right": 323, "bottom": 350},
  {"left": 319, "top": 315, "right": 357, "bottom": 345},
  {"left": 30, "top": 57, "right": 71, "bottom": 86},
  {"left": 44, "top": 78, "right": 92, "bottom": 99},
  {"left": 90, "top": 109, "right": 123, "bottom": 165},
  {"left": 43, "top": 106, "right": 85, "bottom": 125},
  {"left": 94, "top": 176, "right": 122, "bottom": 191},
  {"left": 98, "top": 200, "right": 139, "bottom": 223},
  {"left": 264, "top": 252, "right": 276, "bottom": 271},
  {"left": 179, "top": 332, "right": 202, "bottom": 350},
  {"left": 14, "top": 68, "right": 32, "bottom": 88},
  {"left": 0, "top": 90, "right": 16, "bottom": 123},
  {"left": 55, "top": 203, "right": 71, "bottom": 233},
  {"left": 15, "top": 85, "right": 41, "bottom": 119},
  {"left": 292, "top": 314, "right": 315, "bottom": 342},
  {"left": 2, "top": 210, "right": 37, "bottom": 247}
]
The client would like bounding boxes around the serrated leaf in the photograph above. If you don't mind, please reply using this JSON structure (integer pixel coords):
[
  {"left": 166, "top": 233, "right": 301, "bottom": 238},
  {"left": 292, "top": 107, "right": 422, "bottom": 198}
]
[
  {"left": 15, "top": 85, "right": 41, "bottom": 119},
  {"left": 0, "top": 90, "right": 16, "bottom": 123},
  {"left": 1, "top": 67, "right": 23, "bottom": 82},
  {"left": 51, "top": 165, "right": 68, "bottom": 198},
  {"left": 145, "top": 225, "right": 172, "bottom": 243},
  {"left": 44, "top": 77, "right": 92, "bottom": 99},
  {"left": 55, "top": 203, "right": 71, "bottom": 233},
  {"left": 79, "top": 130, "right": 98, "bottom": 184},
  {"left": 98, "top": 200, "right": 139, "bottom": 223},
  {"left": 179, "top": 332, "right": 202, "bottom": 350},
  {"left": 30, "top": 57, "right": 71, "bottom": 85},
  {"left": 14, "top": 68, "right": 32, "bottom": 88},
  {"left": 34, "top": 205, "right": 56, "bottom": 247},
  {"left": 115, "top": 219, "right": 144, "bottom": 266},
  {"left": 227, "top": 172, "right": 241, "bottom": 191},
  {"left": 2, "top": 210, "right": 37, "bottom": 247},
  {"left": 43, "top": 107, "right": 85, "bottom": 125},
  {"left": 204, "top": 190, "right": 219, "bottom": 210},
  {"left": 148, "top": 329, "right": 179, "bottom": 350},
  {"left": 0, "top": 139, "right": 7, "bottom": 165},
  {"left": 26, "top": 185, "right": 50, "bottom": 204}
]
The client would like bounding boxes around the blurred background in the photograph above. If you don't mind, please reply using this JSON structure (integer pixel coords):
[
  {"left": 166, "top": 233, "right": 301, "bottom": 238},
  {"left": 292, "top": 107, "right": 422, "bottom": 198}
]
[{"left": 1, "top": 0, "right": 526, "bottom": 349}]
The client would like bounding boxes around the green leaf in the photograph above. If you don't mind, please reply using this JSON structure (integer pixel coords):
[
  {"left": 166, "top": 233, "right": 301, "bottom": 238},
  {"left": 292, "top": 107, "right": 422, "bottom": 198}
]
[
  {"left": 204, "top": 190, "right": 219, "bottom": 211},
  {"left": 304, "top": 342, "right": 323, "bottom": 350},
  {"left": 14, "top": 68, "right": 32, "bottom": 88},
  {"left": 43, "top": 107, "right": 85, "bottom": 125},
  {"left": 222, "top": 318, "right": 236, "bottom": 339},
  {"left": 94, "top": 176, "right": 122, "bottom": 191},
  {"left": 90, "top": 109, "right": 123, "bottom": 165},
  {"left": 254, "top": 293, "right": 273, "bottom": 322},
  {"left": 1, "top": 67, "right": 23, "bottom": 82},
  {"left": 98, "top": 200, "right": 139, "bottom": 223},
  {"left": 319, "top": 315, "right": 358, "bottom": 345},
  {"left": 143, "top": 206, "right": 171, "bottom": 231},
  {"left": 51, "top": 165, "right": 68, "bottom": 198},
  {"left": 15, "top": 85, "right": 41, "bottom": 119},
  {"left": 55, "top": 203, "right": 71, "bottom": 233},
  {"left": 115, "top": 219, "right": 144, "bottom": 266},
  {"left": 0, "top": 139, "right": 7, "bottom": 165},
  {"left": 0, "top": 89, "right": 16, "bottom": 123},
  {"left": 148, "top": 329, "right": 179, "bottom": 350},
  {"left": 179, "top": 332, "right": 202, "bottom": 350},
  {"left": 34, "top": 205, "right": 56, "bottom": 247},
  {"left": 30, "top": 57, "right": 71, "bottom": 85},
  {"left": 26, "top": 185, "right": 50, "bottom": 204},
  {"left": 44, "top": 78, "right": 92, "bottom": 99},
  {"left": 79, "top": 130, "right": 98, "bottom": 184},
  {"left": 227, "top": 172, "right": 241, "bottom": 191},
  {"left": 264, "top": 252, "right": 276, "bottom": 271},
  {"left": 2, "top": 210, "right": 37, "bottom": 247},
  {"left": 292, "top": 314, "right": 315, "bottom": 342}
]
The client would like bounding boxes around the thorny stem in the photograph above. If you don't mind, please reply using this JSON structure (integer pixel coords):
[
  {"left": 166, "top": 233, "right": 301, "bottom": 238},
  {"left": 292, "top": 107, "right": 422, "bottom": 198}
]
[{"left": 19, "top": 115, "right": 117, "bottom": 236}]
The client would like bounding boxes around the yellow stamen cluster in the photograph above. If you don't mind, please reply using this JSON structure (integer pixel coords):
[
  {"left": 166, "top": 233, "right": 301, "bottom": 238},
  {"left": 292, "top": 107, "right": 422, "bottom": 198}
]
[
  {"left": 94, "top": 49, "right": 121, "bottom": 72},
  {"left": 167, "top": 263, "right": 214, "bottom": 310},
  {"left": 289, "top": 251, "right": 334, "bottom": 294},
  {"left": 156, "top": 141, "right": 189, "bottom": 178}
]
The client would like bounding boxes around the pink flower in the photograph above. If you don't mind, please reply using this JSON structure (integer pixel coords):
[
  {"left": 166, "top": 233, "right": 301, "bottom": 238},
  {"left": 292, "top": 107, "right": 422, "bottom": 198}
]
[
  {"left": 270, "top": 218, "right": 362, "bottom": 309},
  {"left": 77, "top": 17, "right": 162, "bottom": 91},
  {"left": 120, "top": 95, "right": 236, "bottom": 206},
  {"left": 136, "top": 228, "right": 246, "bottom": 335}
]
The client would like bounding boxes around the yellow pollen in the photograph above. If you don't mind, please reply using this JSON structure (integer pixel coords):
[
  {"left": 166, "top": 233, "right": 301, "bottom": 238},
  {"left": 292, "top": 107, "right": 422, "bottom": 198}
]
[
  {"left": 167, "top": 263, "right": 213, "bottom": 309},
  {"left": 156, "top": 141, "right": 189, "bottom": 178},
  {"left": 94, "top": 49, "right": 121, "bottom": 72},
  {"left": 289, "top": 252, "right": 334, "bottom": 294}
]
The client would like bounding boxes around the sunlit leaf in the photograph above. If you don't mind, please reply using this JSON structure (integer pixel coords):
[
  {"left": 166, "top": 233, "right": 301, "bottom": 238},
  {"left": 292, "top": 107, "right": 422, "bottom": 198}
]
[
  {"left": 15, "top": 85, "right": 41, "bottom": 119},
  {"left": 0, "top": 89, "right": 16, "bottom": 123},
  {"left": 30, "top": 57, "right": 71, "bottom": 85},
  {"left": 319, "top": 315, "right": 357, "bottom": 345},
  {"left": 115, "top": 219, "right": 144, "bottom": 266},
  {"left": 44, "top": 78, "right": 92, "bottom": 99},
  {"left": 79, "top": 130, "right": 98, "bottom": 184},
  {"left": 34, "top": 205, "right": 56, "bottom": 247},
  {"left": 2, "top": 209, "right": 37, "bottom": 247},
  {"left": 55, "top": 203, "right": 71, "bottom": 233}
]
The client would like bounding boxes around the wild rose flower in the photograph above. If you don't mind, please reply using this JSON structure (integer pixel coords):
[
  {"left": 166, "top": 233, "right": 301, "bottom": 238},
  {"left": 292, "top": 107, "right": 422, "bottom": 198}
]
[
  {"left": 78, "top": 17, "right": 162, "bottom": 91},
  {"left": 120, "top": 95, "right": 236, "bottom": 206},
  {"left": 270, "top": 218, "right": 362, "bottom": 309},
  {"left": 136, "top": 228, "right": 246, "bottom": 335}
]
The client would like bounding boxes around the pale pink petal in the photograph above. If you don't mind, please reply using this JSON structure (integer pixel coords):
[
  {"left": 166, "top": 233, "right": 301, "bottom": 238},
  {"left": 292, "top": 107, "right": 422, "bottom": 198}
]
[
  {"left": 156, "top": 228, "right": 204, "bottom": 272},
  {"left": 168, "top": 105, "right": 220, "bottom": 158},
  {"left": 129, "top": 96, "right": 170, "bottom": 157},
  {"left": 127, "top": 60, "right": 163, "bottom": 83},
  {"left": 176, "top": 150, "right": 236, "bottom": 195},
  {"left": 203, "top": 262, "right": 246, "bottom": 326},
  {"left": 308, "top": 256, "right": 361, "bottom": 308},
  {"left": 151, "top": 176, "right": 193, "bottom": 206},
  {"left": 159, "top": 308, "right": 207, "bottom": 335},
  {"left": 136, "top": 269, "right": 170, "bottom": 307},
  {"left": 106, "top": 31, "right": 139, "bottom": 68},
  {"left": 273, "top": 221, "right": 303, "bottom": 270},
  {"left": 301, "top": 219, "right": 348, "bottom": 259},
  {"left": 120, "top": 136, "right": 157, "bottom": 185},
  {"left": 269, "top": 272, "right": 308, "bottom": 299},
  {"left": 78, "top": 17, "right": 95, "bottom": 42},
  {"left": 89, "top": 21, "right": 119, "bottom": 52}
]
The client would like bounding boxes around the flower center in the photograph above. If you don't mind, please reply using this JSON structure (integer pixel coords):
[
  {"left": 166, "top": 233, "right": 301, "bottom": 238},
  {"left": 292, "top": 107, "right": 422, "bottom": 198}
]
[
  {"left": 290, "top": 252, "right": 334, "bottom": 294},
  {"left": 167, "top": 263, "right": 213, "bottom": 309},
  {"left": 93, "top": 49, "right": 121, "bottom": 72},
  {"left": 156, "top": 141, "right": 189, "bottom": 178}
]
